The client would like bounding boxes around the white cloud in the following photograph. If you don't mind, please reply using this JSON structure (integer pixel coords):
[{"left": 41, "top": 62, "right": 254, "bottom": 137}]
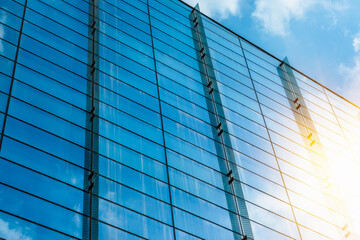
[
  {"left": 0, "top": 12, "right": 7, "bottom": 53},
  {"left": 182, "top": 0, "right": 242, "bottom": 19},
  {"left": 339, "top": 56, "right": 360, "bottom": 105},
  {"left": 0, "top": 219, "right": 32, "bottom": 240},
  {"left": 353, "top": 32, "right": 360, "bottom": 53},
  {"left": 252, "top": 0, "right": 346, "bottom": 36},
  {"left": 337, "top": 30, "right": 360, "bottom": 106}
]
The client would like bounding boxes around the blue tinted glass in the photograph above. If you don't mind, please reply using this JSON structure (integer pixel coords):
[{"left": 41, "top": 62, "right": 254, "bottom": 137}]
[
  {"left": 0, "top": 211, "right": 74, "bottom": 240},
  {"left": 99, "top": 102, "right": 163, "bottom": 144},
  {"left": 0, "top": 23, "right": 19, "bottom": 46},
  {"left": 22, "top": 21, "right": 88, "bottom": 63},
  {"left": 173, "top": 208, "right": 241, "bottom": 240},
  {"left": 27, "top": 0, "right": 88, "bottom": 36},
  {"left": 0, "top": 0, "right": 357, "bottom": 239},
  {"left": 0, "top": 55, "right": 14, "bottom": 76},
  {"left": 99, "top": 198, "right": 174, "bottom": 240},
  {"left": 98, "top": 152, "right": 169, "bottom": 202},
  {"left": 20, "top": 35, "right": 87, "bottom": 77},
  {"left": 12, "top": 80, "right": 86, "bottom": 127},
  {"left": 98, "top": 137, "right": 167, "bottom": 181},
  {"left": 0, "top": 184, "right": 83, "bottom": 238},
  {"left": 0, "top": 0, "right": 24, "bottom": 17},
  {"left": 99, "top": 72, "right": 159, "bottom": 112},
  {"left": 4, "top": 117, "right": 85, "bottom": 166},
  {"left": 0, "top": 113, "right": 4, "bottom": 132},
  {"left": 0, "top": 92, "right": 7, "bottom": 112},
  {"left": 14, "top": 64, "right": 87, "bottom": 110},
  {"left": 8, "top": 97, "right": 86, "bottom": 146},
  {"left": 99, "top": 222, "right": 143, "bottom": 240},
  {"left": 99, "top": 119, "right": 164, "bottom": 162},
  {"left": 25, "top": 8, "right": 88, "bottom": 49},
  {"left": 0, "top": 137, "right": 84, "bottom": 188},
  {"left": 99, "top": 176, "right": 172, "bottom": 224},
  {"left": 0, "top": 73, "right": 11, "bottom": 93},
  {"left": 0, "top": 159, "right": 84, "bottom": 212},
  {"left": 17, "top": 50, "right": 87, "bottom": 93}
]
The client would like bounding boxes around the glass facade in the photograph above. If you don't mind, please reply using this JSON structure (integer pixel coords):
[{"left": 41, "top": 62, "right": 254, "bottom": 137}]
[{"left": 0, "top": 0, "right": 360, "bottom": 239}]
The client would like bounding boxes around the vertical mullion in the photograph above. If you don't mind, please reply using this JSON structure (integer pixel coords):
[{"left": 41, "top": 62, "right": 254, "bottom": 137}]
[
  {"left": 278, "top": 58, "right": 349, "bottom": 239},
  {"left": 146, "top": 1, "right": 177, "bottom": 239},
  {"left": 191, "top": 7, "right": 253, "bottom": 239},
  {"left": 83, "top": 0, "right": 99, "bottom": 239},
  {"left": 0, "top": 0, "right": 28, "bottom": 151},
  {"left": 239, "top": 40, "right": 303, "bottom": 240}
]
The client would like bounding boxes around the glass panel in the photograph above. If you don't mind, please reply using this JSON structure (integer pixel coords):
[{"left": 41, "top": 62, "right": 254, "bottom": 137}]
[
  {"left": 0, "top": 184, "right": 83, "bottom": 238},
  {"left": 0, "top": 211, "right": 73, "bottom": 240}
]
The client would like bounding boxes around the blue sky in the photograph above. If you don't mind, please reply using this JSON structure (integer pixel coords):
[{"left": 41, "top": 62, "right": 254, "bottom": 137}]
[{"left": 183, "top": 0, "right": 360, "bottom": 106}]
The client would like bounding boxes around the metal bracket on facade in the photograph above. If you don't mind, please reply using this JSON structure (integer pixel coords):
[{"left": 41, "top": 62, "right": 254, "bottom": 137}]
[
  {"left": 190, "top": 5, "right": 253, "bottom": 239},
  {"left": 278, "top": 57, "right": 350, "bottom": 238},
  {"left": 87, "top": 170, "right": 97, "bottom": 192},
  {"left": 90, "top": 106, "right": 96, "bottom": 122},
  {"left": 208, "top": 87, "right": 214, "bottom": 95},
  {"left": 89, "top": 66, "right": 96, "bottom": 76},
  {"left": 228, "top": 177, "right": 235, "bottom": 185},
  {"left": 226, "top": 169, "right": 235, "bottom": 185},
  {"left": 342, "top": 224, "right": 351, "bottom": 238}
]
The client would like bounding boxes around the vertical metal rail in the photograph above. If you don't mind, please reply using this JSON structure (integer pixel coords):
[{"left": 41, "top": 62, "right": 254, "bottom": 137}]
[
  {"left": 278, "top": 58, "right": 346, "bottom": 239},
  {"left": 278, "top": 59, "right": 331, "bottom": 189},
  {"left": 240, "top": 47, "right": 303, "bottom": 239},
  {"left": 146, "top": 1, "right": 177, "bottom": 239},
  {"left": 83, "top": 0, "right": 99, "bottom": 239},
  {"left": 278, "top": 58, "right": 317, "bottom": 147},
  {"left": 0, "top": 0, "right": 28, "bottom": 151},
  {"left": 190, "top": 5, "right": 252, "bottom": 240}
]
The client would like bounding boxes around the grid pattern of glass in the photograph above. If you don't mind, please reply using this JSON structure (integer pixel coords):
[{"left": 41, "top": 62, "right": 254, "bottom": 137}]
[{"left": 0, "top": 0, "right": 359, "bottom": 239}]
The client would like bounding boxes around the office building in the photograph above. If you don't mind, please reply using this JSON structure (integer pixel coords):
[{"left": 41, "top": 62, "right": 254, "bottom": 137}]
[{"left": 0, "top": 0, "right": 360, "bottom": 239}]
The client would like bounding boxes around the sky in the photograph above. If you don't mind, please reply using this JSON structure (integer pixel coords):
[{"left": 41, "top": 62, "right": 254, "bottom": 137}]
[{"left": 182, "top": 0, "right": 360, "bottom": 106}]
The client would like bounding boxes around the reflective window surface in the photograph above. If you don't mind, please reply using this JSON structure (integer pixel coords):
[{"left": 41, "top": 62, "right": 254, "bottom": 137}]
[{"left": 0, "top": 0, "right": 359, "bottom": 239}]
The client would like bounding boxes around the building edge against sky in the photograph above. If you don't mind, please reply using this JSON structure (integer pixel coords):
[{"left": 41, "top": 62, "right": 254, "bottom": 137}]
[{"left": 0, "top": 0, "right": 360, "bottom": 239}]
